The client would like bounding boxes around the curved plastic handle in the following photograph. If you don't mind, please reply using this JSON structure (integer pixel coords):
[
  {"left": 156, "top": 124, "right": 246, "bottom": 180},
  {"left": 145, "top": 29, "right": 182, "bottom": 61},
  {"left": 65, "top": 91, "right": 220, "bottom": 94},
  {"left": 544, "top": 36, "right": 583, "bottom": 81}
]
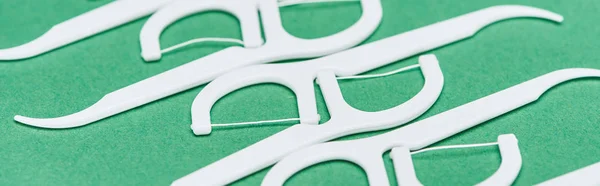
[
  {"left": 139, "top": 0, "right": 263, "bottom": 61},
  {"left": 0, "top": 0, "right": 173, "bottom": 60},
  {"left": 190, "top": 54, "right": 442, "bottom": 135},
  {"left": 189, "top": 5, "right": 563, "bottom": 135},
  {"left": 172, "top": 55, "right": 443, "bottom": 186}
]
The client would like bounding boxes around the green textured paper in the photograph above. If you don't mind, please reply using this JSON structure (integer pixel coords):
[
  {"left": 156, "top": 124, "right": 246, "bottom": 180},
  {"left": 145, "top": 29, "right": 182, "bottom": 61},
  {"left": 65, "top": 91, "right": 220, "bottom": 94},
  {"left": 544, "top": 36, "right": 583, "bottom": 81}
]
[{"left": 1, "top": 0, "right": 600, "bottom": 185}]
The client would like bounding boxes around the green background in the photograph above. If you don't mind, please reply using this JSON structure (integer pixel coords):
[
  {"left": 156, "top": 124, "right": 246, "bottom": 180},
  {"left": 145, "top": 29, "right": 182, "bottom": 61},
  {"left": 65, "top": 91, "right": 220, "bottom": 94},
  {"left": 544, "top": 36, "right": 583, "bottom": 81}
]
[{"left": 1, "top": 0, "right": 599, "bottom": 185}]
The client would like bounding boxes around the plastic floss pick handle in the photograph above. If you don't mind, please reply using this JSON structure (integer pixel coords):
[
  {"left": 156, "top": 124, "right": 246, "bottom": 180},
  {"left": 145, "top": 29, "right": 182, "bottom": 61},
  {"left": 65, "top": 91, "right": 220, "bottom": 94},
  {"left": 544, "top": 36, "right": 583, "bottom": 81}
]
[
  {"left": 172, "top": 54, "right": 444, "bottom": 186},
  {"left": 14, "top": 0, "right": 383, "bottom": 128},
  {"left": 189, "top": 5, "right": 564, "bottom": 135},
  {"left": 263, "top": 68, "right": 600, "bottom": 186}
]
